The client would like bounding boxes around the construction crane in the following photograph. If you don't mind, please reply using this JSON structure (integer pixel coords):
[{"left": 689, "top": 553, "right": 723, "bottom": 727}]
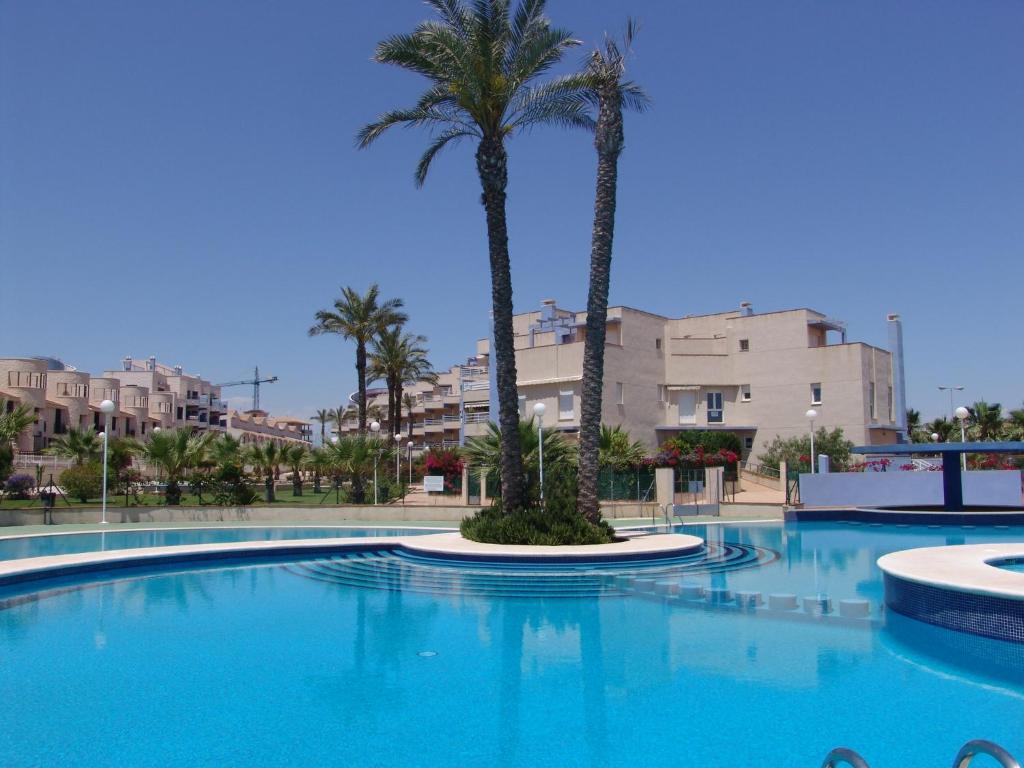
[{"left": 215, "top": 366, "right": 279, "bottom": 412}]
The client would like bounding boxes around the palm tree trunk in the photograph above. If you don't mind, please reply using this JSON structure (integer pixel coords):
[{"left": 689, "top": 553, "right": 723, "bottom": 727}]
[
  {"left": 356, "top": 342, "right": 368, "bottom": 432},
  {"left": 577, "top": 86, "right": 625, "bottom": 524},
  {"left": 385, "top": 375, "right": 396, "bottom": 434},
  {"left": 394, "top": 382, "right": 404, "bottom": 436},
  {"left": 476, "top": 137, "right": 527, "bottom": 513}
]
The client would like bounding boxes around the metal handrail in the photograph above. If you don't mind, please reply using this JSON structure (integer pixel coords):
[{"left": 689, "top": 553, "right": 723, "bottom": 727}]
[
  {"left": 953, "top": 740, "right": 1020, "bottom": 768},
  {"left": 822, "top": 747, "right": 871, "bottom": 768}
]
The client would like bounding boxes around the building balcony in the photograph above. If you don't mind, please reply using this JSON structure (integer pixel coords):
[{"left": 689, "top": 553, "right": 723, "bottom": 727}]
[
  {"left": 464, "top": 412, "right": 489, "bottom": 424},
  {"left": 423, "top": 418, "right": 444, "bottom": 434},
  {"left": 442, "top": 415, "right": 461, "bottom": 428}
]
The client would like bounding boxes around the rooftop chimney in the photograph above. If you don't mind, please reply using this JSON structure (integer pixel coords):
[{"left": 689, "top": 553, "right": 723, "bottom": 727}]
[
  {"left": 740, "top": 301, "right": 754, "bottom": 317},
  {"left": 122, "top": 356, "right": 133, "bottom": 372},
  {"left": 147, "top": 355, "right": 157, "bottom": 371},
  {"left": 173, "top": 365, "right": 183, "bottom": 376}
]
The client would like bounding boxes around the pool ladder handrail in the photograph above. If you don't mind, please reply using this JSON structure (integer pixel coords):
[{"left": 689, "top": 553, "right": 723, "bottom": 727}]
[
  {"left": 822, "top": 740, "right": 1020, "bottom": 768},
  {"left": 953, "top": 740, "right": 1021, "bottom": 768},
  {"left": 821, "top": 747, "right": 870, "bottom": 768}
]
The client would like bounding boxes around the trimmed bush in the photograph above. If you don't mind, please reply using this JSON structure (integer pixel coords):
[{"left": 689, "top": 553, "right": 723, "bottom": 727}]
[
  {"left": 669, "top": 430, "right": 743, "bottom": 456},
  {"left": 60, "top": 463, "right": 103, "bottom": 503},
  {"left": 461, "top": 503, "right": 617, "bottom": 546}
]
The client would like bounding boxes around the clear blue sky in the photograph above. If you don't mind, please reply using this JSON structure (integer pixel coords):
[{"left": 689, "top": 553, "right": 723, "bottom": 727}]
[{"left": 1, "top": 0, "right": 1021, "bottom": 421}]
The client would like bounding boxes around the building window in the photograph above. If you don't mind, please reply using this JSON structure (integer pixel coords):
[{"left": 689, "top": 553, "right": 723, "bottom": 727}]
[
  {"left": 811, "top": 383, "right": 822, "bottom": 405},
  {"left": 706, "top": 391, "right": 723, "bottom": 423},
  {"left": 739, "top": 339, "right": 750, "bottom": 352},
  {"left": 869, "top": 383, "right": 876, "bottom": 420},
  {"left": 616, "top": 382, "right": 624, "bottom": 405},
  {"left": 655, "top": 338, "right": 662, "bottom": 350},
  {"left": 558, "top": 390, "right": 574, "bottom": 420},
  {"left": 740, "top": 385, "right": 751, "bottom": 402},
  {"left": 518, "top": 396, "right": 526, "bottom": 418},
  {"left": 744, "top": 437, "right": 754, "bottom": 450},
  {"left": 677, "top": 391, "right": 697, "bottom": 425}
]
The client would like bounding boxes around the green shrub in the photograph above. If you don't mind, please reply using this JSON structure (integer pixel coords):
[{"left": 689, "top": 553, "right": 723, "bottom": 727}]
[
  {"left": 461, "top": 503, "right": 617, "bottom": 545},
  {"left": 60, "top": 463, "right": 103, "bottom": 503},
  {"left": 211, "top": 464, "right": 258, "bottom": 506},
  {"left": 761, "top": 427, "right": 853, "bottom": 472}
]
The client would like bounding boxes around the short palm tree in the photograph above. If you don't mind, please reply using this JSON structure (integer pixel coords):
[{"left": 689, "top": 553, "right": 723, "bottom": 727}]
[
  {"left": 358, "top": 0, "right": 592, "bottom": 512},
  {"left": 905, "top": 408, "right": 922, "bottom": 441},
  {"left": 576, "top": 21, "right": 649, "bottom": 523},
  {"left": 246, "top": 441, "right": 283, "bottom": 503},
  {"left": 1006, "top": 407, "right": 1024, "bottom": 441},
  {"left": 140, "top": 429, "right": 214, "bottom": 505},
  {"left": 967, "top": 401, "right": 1004, "bottom": 441},
  {"left": 597, "top": 424, "right": 645, "bottom": 470},
  {"left": 0, "top": 399, "right": 35, "bottom": 481},
  {"left": 924, "top": 417, "right": 955, "bottom": 443},
  {"left": 402, "top": 392, "right": 416, "bottom": 433},
  {"left": 45, "top": 427, "right": 102, "bottom": 465},
  {"left": 323, "top": 434, "right": 393, "bottom": 504},
  {"left": 305, "top": 447, "right": 335, "bottom": 495},
  {"left": 370, "top": 328, "right": 436, "bottom": 435},
  {"left": 463, "top": 419, "right": 576, "bottom": 503},
  {"left": 311, "top": 408, "right": 333, "bottom": 446},
  {"left": 309, "top": 285, "right": 407, "bottom": 433},
  {"left": 281, "top": 444, "right": 308, "bottom": 496}
]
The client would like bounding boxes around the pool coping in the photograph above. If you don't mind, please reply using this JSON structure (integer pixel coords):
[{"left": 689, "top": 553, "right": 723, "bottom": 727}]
[
  {"left": 0, "top": 531, "right": 704, "bottom": 591},
  {"left": 877, "top": 543, "right": 1024, "bottom": 600},
  {"left": 0, "top": 523, "right": 458, "bottom": 542}
]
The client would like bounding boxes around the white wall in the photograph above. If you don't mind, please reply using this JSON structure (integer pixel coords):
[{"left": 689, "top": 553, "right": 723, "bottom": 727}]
[{"left": 799, "top": 470, "right": 1022, "bottom": 508}]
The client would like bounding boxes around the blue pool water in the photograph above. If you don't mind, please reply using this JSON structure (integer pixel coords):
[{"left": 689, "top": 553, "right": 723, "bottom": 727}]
[
  {"left": 1, "top": 521, "right": 1023, "bottom": 768},
  {"left": 0, "top": 526, "right": 442, "bottom": 561}
]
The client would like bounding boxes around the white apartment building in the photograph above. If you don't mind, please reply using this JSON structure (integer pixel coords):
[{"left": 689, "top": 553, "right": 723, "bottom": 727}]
[
  {"left": 221, "top": 410, "right": 312, "bottom": 447},
  {"left": 337, "top": 300, "right": 905, "bottom": 461}
]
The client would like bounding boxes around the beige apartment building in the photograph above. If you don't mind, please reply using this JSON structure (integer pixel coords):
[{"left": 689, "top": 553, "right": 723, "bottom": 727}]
[
  {"left": 336, "top": 300, "right": 904, "bottom": 461},
  {"left": 1, "top": 355, "right": 308, "bottom": 453}
]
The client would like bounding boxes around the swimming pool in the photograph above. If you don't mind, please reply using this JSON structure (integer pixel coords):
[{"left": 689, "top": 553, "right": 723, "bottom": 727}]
[
  {"left": 0, "top": 526, "right": 446, "bottom": 561},
  {"left": 1, "top": 521, "right": 1022, "bottom": 767}
]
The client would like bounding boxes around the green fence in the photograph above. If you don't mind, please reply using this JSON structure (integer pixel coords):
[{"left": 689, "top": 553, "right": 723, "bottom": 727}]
[{"left": 597, "top": 467, "right": 657, "bottom": 502}]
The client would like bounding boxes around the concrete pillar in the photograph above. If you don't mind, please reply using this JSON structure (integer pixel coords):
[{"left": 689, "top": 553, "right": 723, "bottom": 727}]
[
  {"left": 655, "top": 467, "right": 674, "bottom": 508},
  {"left": 480, "top": 473, "right": 489, "bottom": 506},
  {"left": 778, "top": 460, "right": 788, "bottom": 493},
  {"left": 460, "top": 465, "right": 470, "bottom": 505},
  {"left": 706, "top": 466, "right": 725, "bottom": 502},
  {"left": 818, "top": 454, "right": 830, "bottom": 474}
]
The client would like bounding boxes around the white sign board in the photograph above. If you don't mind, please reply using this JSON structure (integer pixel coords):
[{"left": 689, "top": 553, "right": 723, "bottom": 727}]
[{"left": 424, "top": 475, "right": 445, "bottom": 493}]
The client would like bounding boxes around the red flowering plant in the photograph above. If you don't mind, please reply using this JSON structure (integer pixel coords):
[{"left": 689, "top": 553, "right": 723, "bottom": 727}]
[
  {"left": 967, "top": 453, "right": 1016, "bottom": 471},
  {"left": 420, "top": 448, "right": 465, "bottom": 493},
  {"left": 848, "top": 458, "right": 892, "bottom": 473},
  {"left": 647, "top": 442, "right": 738, "bottom": 469}
]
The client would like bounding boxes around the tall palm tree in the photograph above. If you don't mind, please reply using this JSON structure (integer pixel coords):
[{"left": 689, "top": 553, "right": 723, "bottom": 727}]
[
  {"left": 140, "top": 428, "right": 214, "bottom": 505},
  {"left": 45, "top": 427, "right": 102, "bottom": 465},
  {"left": 246, "top": 441, "right": 283, "bottom": 503},
  {"left": 402, "top": 392, "right": 417, "bottom": 435},
  {"left": 967, "top": 400, "right": 1004, "bottom": 441},
  {"left": 576, "top": 21, "right": 649, "bottom": 523},
  {"left": 311, "top": 408, "right": 333, "bottom": 446},
  {"left": 358, "top": 0, "right": 592, "bottom": 512},
  {"left": 370, "top": 328, "right": 436, "bottom": 435},
  {"left": 309, "top": 285, "right": 407, "bottom": 433}
]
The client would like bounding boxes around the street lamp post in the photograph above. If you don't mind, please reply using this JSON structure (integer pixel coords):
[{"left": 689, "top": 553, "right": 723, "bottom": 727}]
[
  {"left": 533, "top": 402, "right": 546, "bottom": 502},
  {"left": 931, "top": 432, "right": 940, "bottom": 443},
  {"left": 331, "top": 435, "right": 340, "bottom": 504},
  {"left": 805, "top": 409, "right": 818, "bottom": 474},
  {"left": 394, "top": 434, "right": 402, "bottom": 484},
  {"left": 955, "top": 406, "right": 970, "bottom": 471},
  {"left": 99, "top": 399, "right": 116, "bottom": 524},
  {"left": 370, "top": 421, "right": 380, "bottom": 504},
  {"left": 407, "top": 440, "right": 414, "bottom": 485},
  {"left": 938, "top": 385, "right": 964, "bottom": 420}
]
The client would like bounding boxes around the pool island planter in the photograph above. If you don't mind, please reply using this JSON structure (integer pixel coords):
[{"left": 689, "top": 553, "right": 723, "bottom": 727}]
[
  {"left": 878, "top": 544, "right": 1024, "bottom": 644},
  {"left": 0, "top": 531, "right": 705, "bottom": 595}
]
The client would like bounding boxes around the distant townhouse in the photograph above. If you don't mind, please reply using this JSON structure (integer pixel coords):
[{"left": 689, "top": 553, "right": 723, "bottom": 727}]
[
  {"left": 336, "top": 300, "right": 906, "bottom": 461},
  {"left": 0, "top": 355, "right": 306, "bottom": 453}
]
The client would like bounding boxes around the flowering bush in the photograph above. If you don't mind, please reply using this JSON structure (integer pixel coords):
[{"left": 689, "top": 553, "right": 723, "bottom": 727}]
[
  {"left": 647, "top": 443, "right": 738, "bottom": 469},
  {"left": 421, "top": 448, "right": 465, "bottom": 492},
  {"left": 848, "top": 458, "right": 892, "bottom": 473},
  {"left": 3, "top": 473, "right": 35, "bottom": 500},
  {"left": 968, "top": 453, "right": 1017, "bottom": 470}
]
